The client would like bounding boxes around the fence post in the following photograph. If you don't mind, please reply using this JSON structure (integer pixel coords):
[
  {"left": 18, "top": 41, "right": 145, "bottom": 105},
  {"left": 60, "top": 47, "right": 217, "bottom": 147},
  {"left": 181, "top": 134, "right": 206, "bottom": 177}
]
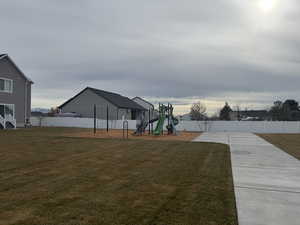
[
  {"left": 123, "top": 120, "right": 128, "bottom": 139},
  {"left": 148, "top": 109, "right": 151, "bottom": 134}
]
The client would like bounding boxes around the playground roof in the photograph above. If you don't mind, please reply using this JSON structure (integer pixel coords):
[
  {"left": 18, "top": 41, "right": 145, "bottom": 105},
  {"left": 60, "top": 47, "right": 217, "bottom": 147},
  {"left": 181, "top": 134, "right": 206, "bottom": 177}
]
[{"left": 132, "top": 96, "right": 154, "bottom": 109}]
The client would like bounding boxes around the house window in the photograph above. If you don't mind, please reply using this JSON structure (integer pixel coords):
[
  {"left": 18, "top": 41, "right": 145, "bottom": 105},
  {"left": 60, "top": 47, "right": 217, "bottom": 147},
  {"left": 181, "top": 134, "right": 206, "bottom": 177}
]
[
  {"left": 0, "top": 104, "right": 15, "bottom": 119},
  {"left": 0, "top": 78, "right": 13, "bottom": 93}
]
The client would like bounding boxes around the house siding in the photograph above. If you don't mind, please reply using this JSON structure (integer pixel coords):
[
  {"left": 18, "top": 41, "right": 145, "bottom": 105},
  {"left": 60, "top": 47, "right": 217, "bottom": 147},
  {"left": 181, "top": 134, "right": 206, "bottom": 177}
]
[
  {"left": 26, "top": 82, "right": 31, "bottom": 119},
  {"left": 60, "top": 89, "right": 132, "bottom": 120},
  {"left": 0, "top": 57, "right": 31, "bottom": 127},
  {"left": 118, "top": 108, "right": 132, "bottom": 120}
]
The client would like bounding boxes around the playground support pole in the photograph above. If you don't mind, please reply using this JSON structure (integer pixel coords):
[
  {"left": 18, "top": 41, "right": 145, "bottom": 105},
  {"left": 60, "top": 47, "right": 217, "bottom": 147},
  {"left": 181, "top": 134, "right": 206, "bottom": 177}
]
[
  {"left": 106, "top": 105, "right": 109, "bottom": 132},
  {"left": 167, "top": 103, "right": 170, "bottom": 134},
  {"left": 158, "top": 103, "right": 161, "bottom": 135},
  {"left": 148, "top": 109, "right": 151, "bottom": 135},
  {"left": 123, "top": 120, "right": 128, "bottom": 139},
  {"left": 94, "top": 104, "right": 96, "bottom": 135},
  {"left": 161, "top": 103, "right": 163, "bottom": 135}
]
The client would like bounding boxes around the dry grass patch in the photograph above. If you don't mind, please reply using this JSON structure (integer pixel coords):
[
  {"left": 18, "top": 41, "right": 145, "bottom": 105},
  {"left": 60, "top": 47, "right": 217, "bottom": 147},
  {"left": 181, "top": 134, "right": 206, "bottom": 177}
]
[
  {"left": 258, "top": 133, "right": 300, "bottom": 160},
  {"left": 0, "top": 128, "right": 237, "bottom": 225}
]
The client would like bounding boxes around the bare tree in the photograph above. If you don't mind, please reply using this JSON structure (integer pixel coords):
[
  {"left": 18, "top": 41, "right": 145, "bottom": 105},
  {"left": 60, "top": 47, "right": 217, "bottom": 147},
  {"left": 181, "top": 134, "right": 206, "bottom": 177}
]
[
  {"left": 233, "top": 105, "right": 241, "bottom": 121},
  {"left": 190, "top": 101, "right": 207, "bottom": 121},
  {"left": 270, "top": 100, "right": 300, "bottom": 121},
  {"left": 47, "top": 107, "right": 59, "bottom": 117}
]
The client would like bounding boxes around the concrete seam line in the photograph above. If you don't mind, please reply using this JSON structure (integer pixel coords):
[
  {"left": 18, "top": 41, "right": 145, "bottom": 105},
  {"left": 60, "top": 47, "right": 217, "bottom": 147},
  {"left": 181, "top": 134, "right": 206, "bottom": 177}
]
[{"left": 236, "top": 185, "right": 300, "bottom": 194}]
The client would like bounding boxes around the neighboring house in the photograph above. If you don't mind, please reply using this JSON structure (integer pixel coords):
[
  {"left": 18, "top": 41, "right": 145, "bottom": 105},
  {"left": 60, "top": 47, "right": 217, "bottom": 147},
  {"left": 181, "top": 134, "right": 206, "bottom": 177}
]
[
  {"left": 31, "top": 111, "right": 45, "bottom": 117},
  {"left": 31, "top": 108, "right": 50, "bottom": 117},
  {"left": 58, "top": 87, "right": 146, "bottom": 120},
  {"left": 132, "top": 96, "right": 157, "bottom": 121},
  {"left": 230, "top": 110, "right": 271, "bottom": 121},
  {"left": 0, "top": 54, "right": 33, "bottom": 128},
  {"left": 178, "top": 113, "right": 192, "bottom": 121}
]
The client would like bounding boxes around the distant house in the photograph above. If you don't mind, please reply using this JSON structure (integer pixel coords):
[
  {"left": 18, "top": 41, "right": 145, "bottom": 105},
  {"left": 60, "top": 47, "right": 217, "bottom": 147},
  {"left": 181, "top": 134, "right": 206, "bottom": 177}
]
[
  {"left": 230, "top": 110, "right": 271, "bottom": 121},
  {"left": 31, "top": 111, "right": 45, "bottom": 117},
  {"left": 0, "top": 54, "right": 33, "bottom": 128},
  {"left": 31, "top": 108, "right": 50, "bottom": 117},
  {"left": 178, "top": 113, "right": 192, "bottom": 121},
  {"left": 58, "top": 87, "right": 146, "bottom": 120},
  {"left": 132, "top": 96, "right": 157, "bottom": 120}
]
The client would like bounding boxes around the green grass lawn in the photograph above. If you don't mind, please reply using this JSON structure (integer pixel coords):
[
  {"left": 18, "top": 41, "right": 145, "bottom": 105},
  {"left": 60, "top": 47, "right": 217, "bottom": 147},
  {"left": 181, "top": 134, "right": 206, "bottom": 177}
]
[
  {"left": 0, "top": 128, "right": 237, "bottom": 225},
  {"left": 259, "top": 133, "right": 300, "bottom": 160}
]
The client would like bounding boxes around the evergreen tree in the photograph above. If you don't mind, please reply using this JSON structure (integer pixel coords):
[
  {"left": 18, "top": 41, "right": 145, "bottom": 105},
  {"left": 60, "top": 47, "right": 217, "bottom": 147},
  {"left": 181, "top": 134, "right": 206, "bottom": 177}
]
[{"left": 219, "top": 102, "right": 232, "bottom": 120}]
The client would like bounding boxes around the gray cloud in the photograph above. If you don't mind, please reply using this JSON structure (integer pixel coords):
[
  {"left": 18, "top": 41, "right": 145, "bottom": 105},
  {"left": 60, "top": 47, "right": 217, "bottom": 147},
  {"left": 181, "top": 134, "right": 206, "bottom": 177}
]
[{"left": 1, "top": 0, "right": 300, "bottom": 113}]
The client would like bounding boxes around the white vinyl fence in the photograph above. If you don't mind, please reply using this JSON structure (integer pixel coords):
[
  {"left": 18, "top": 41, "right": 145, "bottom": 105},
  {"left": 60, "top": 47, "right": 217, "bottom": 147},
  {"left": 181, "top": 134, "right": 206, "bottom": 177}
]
[
  {"left": 30, "top": 117, "right": 300, "bottom": 133},
  {"left": 30, "top": 117, "right": 137, "bottom": 130},
  {"left": 176, "top": 120, "right": 300, "bottom": 133}
]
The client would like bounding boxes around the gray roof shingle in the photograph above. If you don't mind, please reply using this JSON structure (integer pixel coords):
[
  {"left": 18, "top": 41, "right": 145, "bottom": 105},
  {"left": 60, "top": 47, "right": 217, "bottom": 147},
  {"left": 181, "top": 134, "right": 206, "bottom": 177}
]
[
  {"left": 59, "top": 87, "right": 146, "bottom": 110},
  {"left": 88, "top": 87, "right": 146, "bottom": 110}
]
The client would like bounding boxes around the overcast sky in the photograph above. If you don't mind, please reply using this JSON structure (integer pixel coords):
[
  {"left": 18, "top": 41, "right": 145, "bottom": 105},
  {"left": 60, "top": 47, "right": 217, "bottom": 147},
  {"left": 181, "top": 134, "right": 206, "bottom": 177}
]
[{"left": 1, "top": 0, "right": 300, "bottom": 115}]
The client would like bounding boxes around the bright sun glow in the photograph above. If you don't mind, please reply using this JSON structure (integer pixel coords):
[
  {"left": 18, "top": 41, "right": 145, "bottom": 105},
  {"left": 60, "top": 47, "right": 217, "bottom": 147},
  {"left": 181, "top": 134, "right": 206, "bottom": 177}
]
[{"left": 259, "top": 0, "right": 276, "bottom": 12}]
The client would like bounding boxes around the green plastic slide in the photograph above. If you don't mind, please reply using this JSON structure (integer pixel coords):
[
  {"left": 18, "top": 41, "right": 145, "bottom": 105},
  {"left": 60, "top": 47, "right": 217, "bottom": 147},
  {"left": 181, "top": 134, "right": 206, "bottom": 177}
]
[{"left": 153, "top": 115, "right": 165, "bottom": 135}]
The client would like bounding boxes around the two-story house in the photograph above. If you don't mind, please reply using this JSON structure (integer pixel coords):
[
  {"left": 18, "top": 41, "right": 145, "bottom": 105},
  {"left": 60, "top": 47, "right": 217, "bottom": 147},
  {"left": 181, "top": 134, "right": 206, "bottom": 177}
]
[{"left": 0, "top": 54, "right": 33, "bottom": 129}]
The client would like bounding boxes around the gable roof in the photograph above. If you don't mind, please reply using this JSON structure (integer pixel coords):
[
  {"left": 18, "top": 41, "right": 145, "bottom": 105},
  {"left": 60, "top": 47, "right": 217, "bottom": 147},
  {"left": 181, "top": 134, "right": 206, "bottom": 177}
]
[
  {"left": 59, "top": 87, "right": 146, "bottom": 110},
  {"left": 132, "top": 96, "right": 154, "bottom": 109},
  {"left": 0, "top": 54, "right": 33, "bottom": 83}
]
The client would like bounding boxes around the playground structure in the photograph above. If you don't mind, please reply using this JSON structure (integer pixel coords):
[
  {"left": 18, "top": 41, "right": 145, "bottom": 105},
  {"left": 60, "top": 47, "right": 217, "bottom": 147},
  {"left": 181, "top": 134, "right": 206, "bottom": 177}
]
[
  {"left": 134, "top": 103, "right": 179, "bottom": 136},
  {"left": 91, "top": 103, "right": 179, "bottom": 138}
]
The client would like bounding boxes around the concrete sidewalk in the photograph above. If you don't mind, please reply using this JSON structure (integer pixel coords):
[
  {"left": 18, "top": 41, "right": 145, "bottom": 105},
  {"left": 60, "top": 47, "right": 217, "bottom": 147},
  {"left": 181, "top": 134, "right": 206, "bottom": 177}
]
[{"left": 193, "top": 132, "right": 300, "bottom": 225}]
